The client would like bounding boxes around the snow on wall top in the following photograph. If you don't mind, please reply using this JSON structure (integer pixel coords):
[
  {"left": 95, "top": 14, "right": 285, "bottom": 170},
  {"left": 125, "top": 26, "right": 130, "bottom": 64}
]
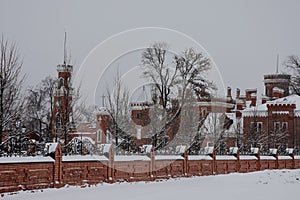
[
  {"left": 0, "top": 156, "right": 55, "bottom": 164},
  {"left": 114, "top": 155, "right": 150, "bottom": 162},
  {"left": 62, "top": 155, "right": 108, "bottom": 162},
  {"left": 278, "top": 156, "right": 292, "bottom": 160},
  {"left": 188, "top": 155, "right": 213, "bottom": 161},
  {"left": 260, "top": 156, "right": 276, "bottom": 160},
  {"left": 294, "top": 155, "right": 300, "bottom": 160},
  {"left": 155, "top": 155, "right": 184, "bottom": 160},
  {"left": 239, "top": 155, "right": 258, "bottom": 160},
  {"left": 215, "top": 155, "right": 237, "bottom": 160}
]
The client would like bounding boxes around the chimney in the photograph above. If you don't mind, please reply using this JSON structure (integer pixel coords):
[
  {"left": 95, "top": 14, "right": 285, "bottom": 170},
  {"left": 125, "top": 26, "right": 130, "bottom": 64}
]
[
  {"left": 236, "top": 88, "right": 240, "bottom": 99},
  {"left": 227, "top": 87, "right": 232, "bottom": 99},
  {"left": 250, "top": 93, "right": 257, "bottom": 107},
  {"left": 261, "top": 96, "right": 267, "bottom": 104},
  {"left": 236, "top": 99, "right": 243, "bottom": 118}
]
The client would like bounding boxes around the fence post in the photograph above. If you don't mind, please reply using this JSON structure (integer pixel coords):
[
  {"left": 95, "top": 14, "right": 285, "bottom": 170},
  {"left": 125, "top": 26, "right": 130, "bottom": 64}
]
[
  {"left": 53, "top": 143, "right": 62, "bottom": 187},
  {"left": 108, "top": 144, "right": 114, "bottom": 182}
]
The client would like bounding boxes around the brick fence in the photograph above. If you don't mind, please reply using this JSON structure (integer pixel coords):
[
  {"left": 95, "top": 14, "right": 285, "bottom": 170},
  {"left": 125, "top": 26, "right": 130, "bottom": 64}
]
[{"left": 1, "top": 144, "right": 300, "bottom": 193}]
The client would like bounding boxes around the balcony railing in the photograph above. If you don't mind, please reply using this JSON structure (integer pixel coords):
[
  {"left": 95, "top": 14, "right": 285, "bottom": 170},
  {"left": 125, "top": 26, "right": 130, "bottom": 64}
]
[{"left": 57, "top": 64, "right": 73, "bottom": 72}]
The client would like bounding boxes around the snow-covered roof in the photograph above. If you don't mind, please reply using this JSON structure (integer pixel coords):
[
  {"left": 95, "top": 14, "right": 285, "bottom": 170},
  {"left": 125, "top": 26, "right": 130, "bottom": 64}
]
[
  {"left": 96, "top": 107, "right": 110, "bottom": 115},
  {"left": 0, "top": 156, "right": 55, "bottom": 164},
  {"left": 188, "top": 155, "right": 213, "bottom": 161},
  {"left": 195, "top": 101, "right": 235, "bottom": 109},
  {"left": 155, "top": 155, "right": 184, "bottom": 160},
  {"left": 242, "top": 94, "right": 300, "bottom": 117},
  {"left": 62, "top": 155, "right": 108, "bottom": 162},
  {"left": 114, "top": 155, "right": 150, "bottom": 162},
  {"left": 72, "top": 136, "right": 95, "bottom": 145},
  {"left": 130, "top": 104, "right": 150, "bottom": 111}
]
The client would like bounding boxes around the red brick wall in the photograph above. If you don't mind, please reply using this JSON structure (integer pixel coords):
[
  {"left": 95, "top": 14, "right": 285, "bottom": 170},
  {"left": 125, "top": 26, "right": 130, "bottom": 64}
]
[
  {"left": 238, "top": 160, "right": 258, "bottom": 173},
  {"left": 113, "top": 161, "right": 151, "bottom": 181},
  {"left": 0, "top": 162, "right": 54, "bottom": 193},
  {"left": 2, "top": 145, "right": 300, "bottom": 194},
  {"left": 186, "top": 160, "right": 213, "bottom": 176},
  {"left": 62, "top": 161, "right": 108, "bottom": 185}
]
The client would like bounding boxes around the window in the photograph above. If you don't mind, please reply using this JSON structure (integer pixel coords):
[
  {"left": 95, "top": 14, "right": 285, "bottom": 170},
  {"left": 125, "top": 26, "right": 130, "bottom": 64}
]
[
  {"left": 257, "top": 122, "right": 262, "bottom": 133},
  {"left": 282, "top": 122, "right": 288, "bottom": 132},
  {"left": 56, "top": 114, "right": 62, "bottom": 129},
  {"left": 201, "top": 108, "right": 207, "bottom": 117},
  {"left": 136, "top": 126, "right": 142, "bottom": 140},
  {"left": 274, "top": 122, "right": 280, "bottom": 132},
  {"left": 97, "top": 129, "right": 102, "bottom": 142},
  {"left": 58, "top": 78, "right": 64, "bottom": 89},
  {"left": 136, "top": 113, "right": 142, "bottom": 119},
  {"left": 250, "top": 122, "right": 255, "bottom": 131}
]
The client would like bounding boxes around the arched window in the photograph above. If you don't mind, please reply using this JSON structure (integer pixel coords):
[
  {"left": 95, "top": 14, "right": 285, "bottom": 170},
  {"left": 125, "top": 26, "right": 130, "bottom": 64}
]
[
  {"left": 58, "top": 78, "right": 64, "bottom": 89},
  {"left": 56, "top": 114, "right": 62, "bottom": 129},
  {"left": 201, "top": 108, "right": 207, "bottom": 117}
]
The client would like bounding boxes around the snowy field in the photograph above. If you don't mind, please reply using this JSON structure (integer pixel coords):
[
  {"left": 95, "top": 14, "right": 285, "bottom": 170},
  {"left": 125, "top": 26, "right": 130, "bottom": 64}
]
[{"left": 2, "top": 170, "right": 300, "bottom": 200}]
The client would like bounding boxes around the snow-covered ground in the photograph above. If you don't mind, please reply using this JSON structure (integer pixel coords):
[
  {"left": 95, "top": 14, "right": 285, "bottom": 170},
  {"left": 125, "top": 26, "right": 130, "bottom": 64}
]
[{"left": 2, "top": 170, "right": 300, "bottom": 200}]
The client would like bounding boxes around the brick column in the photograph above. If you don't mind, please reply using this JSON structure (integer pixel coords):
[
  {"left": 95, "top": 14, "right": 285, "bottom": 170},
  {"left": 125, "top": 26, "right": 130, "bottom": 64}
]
[{"left": 53, "top": 144, "right": 63, "bottom": 187}]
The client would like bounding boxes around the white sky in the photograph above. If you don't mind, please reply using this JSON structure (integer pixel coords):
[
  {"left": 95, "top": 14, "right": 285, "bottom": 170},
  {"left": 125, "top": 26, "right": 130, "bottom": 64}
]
[{"left": 1, "top": 0, "right": 300, "bottom": 104}]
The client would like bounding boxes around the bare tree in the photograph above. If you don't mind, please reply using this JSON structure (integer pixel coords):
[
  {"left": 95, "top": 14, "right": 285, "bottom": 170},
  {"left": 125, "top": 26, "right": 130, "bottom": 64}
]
[
  {"left": 141, "top": 43, "right": 214, "bottom": 149},
  {"left": 106, "top": 71, "right": 138, "bottom": 151},
  {"left": 284, "top": 55, "right": 300, "bottom": 95},
  {"left": 0, "top": 36, "right": 25, "bottom": 144},
  {"left": 199, "top": 113, "right": 231, "bottom": 154},
  {"left": 25, "top": 76, "right": 55, "bottom": 142},
  {"left": 175, "top": 48, "right": 214, "bottom": 103},
  {"left": 141, "top": 42, "right": 178, "bottom": 109}
]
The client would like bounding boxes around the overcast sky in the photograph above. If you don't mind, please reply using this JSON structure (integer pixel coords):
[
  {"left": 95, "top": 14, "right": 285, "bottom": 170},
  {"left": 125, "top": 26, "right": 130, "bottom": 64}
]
[{"left": 1, "top": 0, "right": 300, "bottom": 104}]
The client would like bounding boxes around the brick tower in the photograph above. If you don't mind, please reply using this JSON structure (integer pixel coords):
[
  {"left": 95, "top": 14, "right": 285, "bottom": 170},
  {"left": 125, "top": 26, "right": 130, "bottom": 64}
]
[{"left": 52, "top": 34, "right": 75, "bottom": 144}]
